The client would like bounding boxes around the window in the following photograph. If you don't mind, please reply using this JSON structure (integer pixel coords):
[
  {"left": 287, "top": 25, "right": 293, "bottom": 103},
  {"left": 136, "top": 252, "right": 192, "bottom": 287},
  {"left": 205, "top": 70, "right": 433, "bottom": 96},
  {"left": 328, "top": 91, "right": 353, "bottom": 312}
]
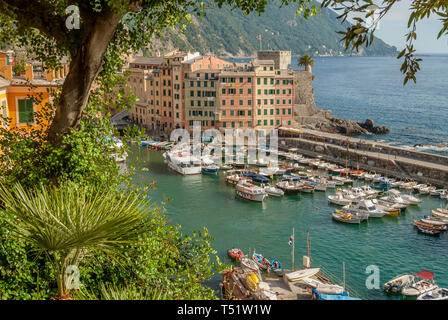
[
  {"left": 258, "top": 109, "right": 261, "bottom": 115},
  {"left": 257, "top": 78, "right": 260, "bottom": 85},
  {"left": 222, "top": 100, "right": 226, "bottom": 106},
  {"left": 282, "top": 108, "right": 286, "bottom": 115},
  {"left": 264, "top": 109, "right": 267, "bottom": 115},
  {"left": 288, "top": 108, "right": 292, "bottom": 115},
  {"left": 239, "top": 121, "right": 243, "bottom": 127},
  {"left": 257, "top": 89, "right": 261, "bottom": 95},
  {"left": 248, "top": 78, "right": 252, "bottom": 83},
  {"left": 190, "top": 81, "right": 194, "bottom": 87},
  {"left": 263, "top": 78, "right": 267, "bottom": 85},
  {"left": 276, "top": 109, "right": 279, "bottom": 115},
  {"left": 239, "top": 100, "right": 243, "bottom": 106},
  {"left": 270, "top": 119, "right": 274, "bottom": 125},
  {"left": 18, "top": 99, "right": 33, "bottom": 123},
  {"left": 248, "top": 100, "right": 252, "bottom": 106},
  {"left": 239, "top": 88, "right": 243, "bottom": 94},
  {"left": 258, "top": 120, "right": 261, "bottom": 125},
  {"left": 239, "top": 77, "right": 243, "bottom": 83},
  {"left": 248, "top": 121, "right": 252, "bottom": 127},
  {"left": 248, "top": 88, "right": 252, "bottom": 94},
  {"left": 231, "top": 122, "right": 235, "bottom": 128},
  {"left": 263, "top": 120, "right": 267, "bottom": 125},
  {"left": 223, "top": 122, "right": 226, "bottom": 127},
  {"left": 230, "top": 100, "right": 234, "bottom": 106},
  {"left": 197, "top": 81, "right": 201, "bottom": 87},
  {"left": 230, "top": 110, "right": 234, "bottom": 116},
  {"left": 222, "top": 110, "right": 226, "bottom": 116},
  {"left": 222, "top": 88, "right": 226, "bottom": 94},
  {"left": 270, "top": 109, "right": 274, "bottom": 115}
]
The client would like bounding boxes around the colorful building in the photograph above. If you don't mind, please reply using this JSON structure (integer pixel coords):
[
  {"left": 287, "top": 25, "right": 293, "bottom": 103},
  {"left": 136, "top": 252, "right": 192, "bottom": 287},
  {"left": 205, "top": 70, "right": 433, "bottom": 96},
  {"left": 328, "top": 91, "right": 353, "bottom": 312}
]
[
  {"left": 0, "top": 50, "right": 66, "bottom": 132},
  {"left": 124, "top": 50, "right": 296, "bottom": 136}
]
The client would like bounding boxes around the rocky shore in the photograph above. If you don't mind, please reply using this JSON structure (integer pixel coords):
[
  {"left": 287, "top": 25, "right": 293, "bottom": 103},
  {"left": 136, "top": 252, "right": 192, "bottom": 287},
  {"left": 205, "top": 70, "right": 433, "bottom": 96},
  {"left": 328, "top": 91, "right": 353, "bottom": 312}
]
[{"left": 310, "top": 117, "right": 390, "bottom": 136}]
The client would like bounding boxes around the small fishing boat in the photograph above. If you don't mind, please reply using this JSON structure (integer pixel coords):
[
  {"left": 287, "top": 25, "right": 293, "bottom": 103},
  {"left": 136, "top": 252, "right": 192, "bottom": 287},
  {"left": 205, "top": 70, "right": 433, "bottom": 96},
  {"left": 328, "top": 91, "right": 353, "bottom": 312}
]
[
  {"left": 201, "top": 164, "right": 219, "bottom": 174},
  {"left": 227, "top": 248, "right": 245, "bottom": 260},
  {"left": 270, "top": 259, "right": 282, "bottom": 273},
  {"left": 235, "top": 181, "right": 267, "bottom": 202},
  {"left": 285, "top": 268, "right": 320, "bottom": 282},
  {"left": 416, "top": 225, "right": 441, "bottom": 236},
  {"left": 383, "top": 274, "right": 415, "bottom": 293},
  {"left": 300, "top": 278, "right": 345, "bottom": 294},
  {"left": 239, "top": 256, "right": 260, "bottom": 273},
  {"left": 298, "top": 183, "right": 315, "bottom": 194},
  {"left": 413, "top": 219, "right": 447, "bottom": 231},
  {"left": 420, "top": 217, "right": 448, "bottom": 227},
  {"left": 402, "top": 270, "right": 438, "bottom": 297},
  {"left": 332, "top": 210, "right": 362, "bottom": 224},
  {"left": 252, "top": 253, "right": 271, "bottom": 270},
  {"left": 263, "top": 185, "right": 284, "bottom": 197},
  {"left": 226, "top": 174, "right": 251, "bottom": 186},
  {"left": 370, "top": 199, "right": 401, "bottom": 216},
  {"left": 276, "top": 181, "right": 300, "bottom": 195},
  {"left": 417, "top": 287, "right": 448, "bottom": 300}
]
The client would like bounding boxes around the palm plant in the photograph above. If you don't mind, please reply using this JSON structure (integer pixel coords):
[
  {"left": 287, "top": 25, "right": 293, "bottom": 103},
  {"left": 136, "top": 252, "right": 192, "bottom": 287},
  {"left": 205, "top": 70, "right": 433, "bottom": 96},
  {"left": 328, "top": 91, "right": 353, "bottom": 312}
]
[
  {"left": 298, "top": 54, "right": 315, "bottom": 73},
  {"left": 0, "top": 181, "right": 154, "bottom": 299}
]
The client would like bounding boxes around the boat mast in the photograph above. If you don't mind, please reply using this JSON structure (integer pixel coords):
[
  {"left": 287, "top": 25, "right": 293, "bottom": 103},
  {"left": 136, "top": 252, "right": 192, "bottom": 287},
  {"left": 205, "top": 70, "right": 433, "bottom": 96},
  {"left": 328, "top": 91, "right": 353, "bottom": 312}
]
[
  {"left": 306, "top": 230, "right": 310, "bottom": 262},
  {"left": 292, "top": 227, "right": 295, "bottom": 271}
]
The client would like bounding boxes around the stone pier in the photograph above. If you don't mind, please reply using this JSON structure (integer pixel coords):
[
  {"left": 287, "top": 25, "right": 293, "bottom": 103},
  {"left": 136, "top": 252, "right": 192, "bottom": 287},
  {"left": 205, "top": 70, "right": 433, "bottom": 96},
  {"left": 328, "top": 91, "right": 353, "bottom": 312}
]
[{"left": 278, "top": 127, "right": 448, "bottom": 187}]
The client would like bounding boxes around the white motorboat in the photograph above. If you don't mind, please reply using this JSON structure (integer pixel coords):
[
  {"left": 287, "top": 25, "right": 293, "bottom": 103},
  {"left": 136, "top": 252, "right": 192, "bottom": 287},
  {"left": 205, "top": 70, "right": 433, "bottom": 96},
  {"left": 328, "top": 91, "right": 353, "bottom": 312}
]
[
  {"left": 380, "top": 189, "right": 411, "bottom": 206},
  {"left": 263, "top": 185, "right": 284, "bottom": 197},
  {"left": 163, "top": 148, "right": 201, "bottom": 175},
  {"left": 343, "top": 199, "right": 387, "bottom": 218},
  {"left": 402, "top": 270, "right": 438, "bottom": 298},
  {"left": 417, "top": 287, "right": 448, "bottom": 300},
  {"left": 383, "top": 274, "right": 415, "bottom": 293},
  {"left": 360, "top": 185, "right": 380, "bottom": 198},
  {"left": 371, "top": 199, "right": 402, "bottom": 216},
  {"left": 285, "top": 268, "right": 320, "bottom": 282},
  {"left": 328, "top": 192, "right": 352, "bottom": 206},
  {"left": 401, "top": 193, "right": 422, "bottom": 205},
  {"left": 235, "top": 181, "right": 267, "bottom": 202}
]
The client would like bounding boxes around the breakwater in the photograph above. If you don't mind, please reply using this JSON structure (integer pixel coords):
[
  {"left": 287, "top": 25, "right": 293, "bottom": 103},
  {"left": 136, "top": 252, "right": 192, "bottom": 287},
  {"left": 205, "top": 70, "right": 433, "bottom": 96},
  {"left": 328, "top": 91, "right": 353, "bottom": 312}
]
[{"left": 278, "top": 128, "right": 448, "bottom": 187}]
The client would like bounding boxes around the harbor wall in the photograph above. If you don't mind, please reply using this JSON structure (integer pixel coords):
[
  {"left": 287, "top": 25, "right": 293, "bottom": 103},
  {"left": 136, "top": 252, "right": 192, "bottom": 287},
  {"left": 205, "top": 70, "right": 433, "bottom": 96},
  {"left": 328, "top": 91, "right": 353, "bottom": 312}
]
[{"left": 278, "top": 136, "right": 448, "bottom": 187}]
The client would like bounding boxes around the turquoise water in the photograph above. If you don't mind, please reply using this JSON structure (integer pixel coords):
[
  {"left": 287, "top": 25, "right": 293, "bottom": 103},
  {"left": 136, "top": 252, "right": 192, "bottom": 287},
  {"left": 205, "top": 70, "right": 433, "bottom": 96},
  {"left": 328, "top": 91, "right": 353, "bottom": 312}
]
[
  {"left": 131, "top": 148, "right": 448, "bottom": 300},
  {"left": 302, "top": 55, "right": 448, "bottom": 156}
]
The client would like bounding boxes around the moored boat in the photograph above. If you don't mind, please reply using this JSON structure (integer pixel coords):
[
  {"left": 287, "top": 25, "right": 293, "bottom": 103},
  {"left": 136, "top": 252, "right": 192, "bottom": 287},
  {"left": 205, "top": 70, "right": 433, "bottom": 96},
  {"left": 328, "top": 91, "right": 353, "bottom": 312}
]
[
  {"left": 417, "top": 287, "right": 448, "bottom": 300},
  {"left": 402, "top": 270, "right": 438, "bottom": 297},
  {"left": 285, "top": 268, "right": 320, "bottom": 282},
  {"left": 383, "top": 274, "right": 415, "bottom": 293},
  {"left": 235, "top": 181, "right": 267, "bottom": 202},
  {"left": 227, "top": 248, "right": 245, "bottom": 260},
  {"left": 332, "top": 210, "right": 362, "bottom": 224}
]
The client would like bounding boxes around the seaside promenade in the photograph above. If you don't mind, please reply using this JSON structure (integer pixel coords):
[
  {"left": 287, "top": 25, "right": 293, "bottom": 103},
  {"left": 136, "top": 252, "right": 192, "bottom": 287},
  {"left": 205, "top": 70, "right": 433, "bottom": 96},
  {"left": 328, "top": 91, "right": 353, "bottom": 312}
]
[{"left": 279, "top": 128, "right": 448, "bottom": 187}]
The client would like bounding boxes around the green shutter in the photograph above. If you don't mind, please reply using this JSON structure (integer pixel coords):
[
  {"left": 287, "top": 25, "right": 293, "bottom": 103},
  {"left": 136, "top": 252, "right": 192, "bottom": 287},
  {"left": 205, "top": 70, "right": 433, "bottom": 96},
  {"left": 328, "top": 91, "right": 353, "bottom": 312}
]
[{"left": 18, "top": 99, "right": 33, "bottom": 123}]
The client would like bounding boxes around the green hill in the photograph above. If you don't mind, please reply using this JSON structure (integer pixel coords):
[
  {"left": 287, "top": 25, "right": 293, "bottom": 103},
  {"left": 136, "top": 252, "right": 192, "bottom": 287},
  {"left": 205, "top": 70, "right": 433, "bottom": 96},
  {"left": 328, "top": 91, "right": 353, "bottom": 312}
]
[{"left": 155, "top": 1, "right": 397, "bottom": 57}]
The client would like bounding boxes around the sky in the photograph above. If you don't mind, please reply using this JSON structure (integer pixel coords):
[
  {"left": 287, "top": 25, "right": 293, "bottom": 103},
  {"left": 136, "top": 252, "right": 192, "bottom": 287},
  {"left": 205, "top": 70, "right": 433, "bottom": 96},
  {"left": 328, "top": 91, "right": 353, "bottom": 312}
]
[{"left": 371, "top": 1, "right": 448, "bottom": 54}]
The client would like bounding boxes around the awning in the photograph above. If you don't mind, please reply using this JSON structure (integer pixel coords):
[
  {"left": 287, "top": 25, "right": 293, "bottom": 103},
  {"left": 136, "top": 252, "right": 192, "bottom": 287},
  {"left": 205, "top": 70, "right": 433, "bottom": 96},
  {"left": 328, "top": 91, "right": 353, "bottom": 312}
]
[{"left": 414, "top": 270, "right": 434, "bottom": 280}]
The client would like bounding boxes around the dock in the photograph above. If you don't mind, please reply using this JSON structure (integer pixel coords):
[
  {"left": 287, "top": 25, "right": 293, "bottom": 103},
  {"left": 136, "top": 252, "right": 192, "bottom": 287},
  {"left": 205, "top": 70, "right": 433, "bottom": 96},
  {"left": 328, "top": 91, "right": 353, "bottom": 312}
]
[{"left": 279, "top": 127, "right": 448, "bottom": 187}]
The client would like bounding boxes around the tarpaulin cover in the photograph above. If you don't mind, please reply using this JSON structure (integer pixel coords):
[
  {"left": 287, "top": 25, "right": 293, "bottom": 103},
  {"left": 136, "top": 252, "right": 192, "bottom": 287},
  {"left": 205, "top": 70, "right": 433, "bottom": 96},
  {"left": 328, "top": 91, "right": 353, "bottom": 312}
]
[{"left": 414, "top": 270, "right": 434, "bottom": 280}]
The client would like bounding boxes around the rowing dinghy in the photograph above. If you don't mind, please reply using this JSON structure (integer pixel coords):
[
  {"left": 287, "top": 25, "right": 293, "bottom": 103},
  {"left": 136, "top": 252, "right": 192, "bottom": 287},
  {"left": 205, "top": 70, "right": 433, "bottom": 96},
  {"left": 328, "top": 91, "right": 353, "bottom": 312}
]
[
  {"left": 285, "top": 268, "right": 320, "bottom": 282},
  {"left": 300, "top": 277, "right": 345, "bottom": 294}
]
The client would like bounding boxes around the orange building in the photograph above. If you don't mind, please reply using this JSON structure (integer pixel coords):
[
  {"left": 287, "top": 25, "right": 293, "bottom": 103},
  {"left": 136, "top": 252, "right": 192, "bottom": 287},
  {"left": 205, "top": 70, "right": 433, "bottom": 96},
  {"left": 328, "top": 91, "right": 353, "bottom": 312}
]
[{"left": 0, "top": 51, "right": 66, "bottom": 132}]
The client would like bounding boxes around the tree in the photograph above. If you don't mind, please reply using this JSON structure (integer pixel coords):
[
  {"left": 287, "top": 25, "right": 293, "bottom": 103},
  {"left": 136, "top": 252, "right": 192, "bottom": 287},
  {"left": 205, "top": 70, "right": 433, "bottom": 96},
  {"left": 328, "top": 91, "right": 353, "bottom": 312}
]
[
  {"left": 320, "top": 0, "right": 448, "bottom": 84},
  {"left": 298, "top": 54, "right": 315, "bottom": 73},
  {"left": 0, "top": 0, "right": 319, "bottom": 146},
  {"left": 0, "top": 181, "right": 155, "bottom": 298}
]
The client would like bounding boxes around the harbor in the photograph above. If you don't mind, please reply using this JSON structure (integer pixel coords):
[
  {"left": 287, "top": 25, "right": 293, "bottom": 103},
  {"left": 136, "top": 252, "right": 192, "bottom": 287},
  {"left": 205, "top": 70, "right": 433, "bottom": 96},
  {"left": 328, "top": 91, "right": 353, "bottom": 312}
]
[{"left": 130, "top": 142, "right": 448, "bottom": 300}]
